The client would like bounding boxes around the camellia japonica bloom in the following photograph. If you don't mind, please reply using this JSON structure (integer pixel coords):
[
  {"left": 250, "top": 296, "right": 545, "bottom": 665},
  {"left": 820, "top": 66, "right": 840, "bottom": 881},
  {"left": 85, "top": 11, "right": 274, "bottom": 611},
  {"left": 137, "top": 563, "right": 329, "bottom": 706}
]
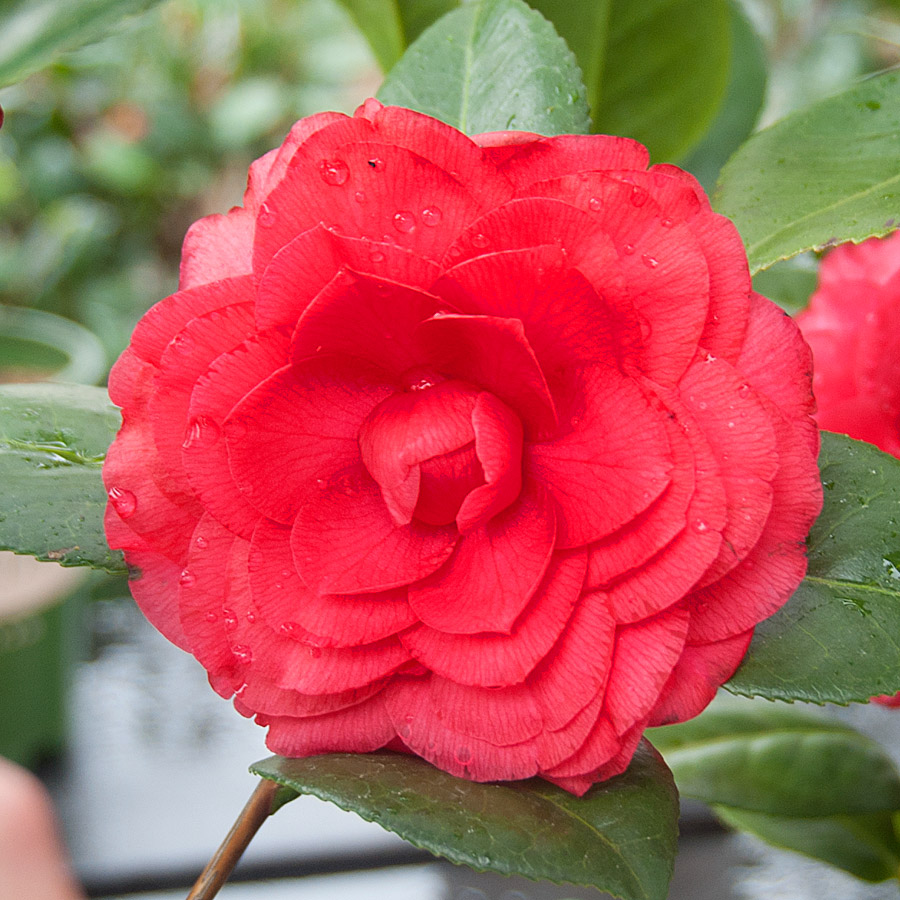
[
  {"left": 797, "top": 231, "right": 900, "bottom": 709},
  {"left": 104, "top": 100, "right": 823, "bottom": 794}
]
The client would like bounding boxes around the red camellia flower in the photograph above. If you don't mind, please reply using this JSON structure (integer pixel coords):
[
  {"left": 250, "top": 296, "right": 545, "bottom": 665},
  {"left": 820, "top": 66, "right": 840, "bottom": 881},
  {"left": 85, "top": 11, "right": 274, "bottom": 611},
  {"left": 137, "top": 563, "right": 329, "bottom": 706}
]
[
  {"left": 104, "top": 100, "right": 822, "bottom": 794},
  {"left": 797, "top": 231, "right": 900, "bottom": 709}
]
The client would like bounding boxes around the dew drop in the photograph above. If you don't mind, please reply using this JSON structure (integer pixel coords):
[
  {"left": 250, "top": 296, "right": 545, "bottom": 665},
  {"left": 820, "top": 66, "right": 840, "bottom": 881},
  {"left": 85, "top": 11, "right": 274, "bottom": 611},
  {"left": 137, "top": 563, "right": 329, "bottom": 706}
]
[
  {"left": 318, "top": 158, "right": 349, "bottom": 185},
  {"left": 354, "top": 190, "right": 366, "bottom": 203},
  {"left": 393, "top": 210, "right": 416, "bottom": 233},
  {"left": 205, "top": 611, "right": 217, "bottom": 623},
  {"left": 172, "top": 331, "right": 194, "bottom": 353},
  {"left": 182, "top": 416, "right": 221, "bottom": 449},
  {"left": 421, "top": 206, "right": 442, "bottom": 226},
  {"left": 280, "top": 622, "right": 298, "bottom": 637},
  {"left": 588, "top": 197, "right": 602, "bottom": 212},
  {"left": 641, "top": 253, "right": 659, "bottom": 269},
  {"left": 245, "top": 608, "right": 257, "bottom": 624},
  {"left": 108, "top": 486, "right": 137, "bottom": 518},
  {"left": 367, "top": 157, "right": 384, "bottom": 170},
  {"left": 258, "top": 202, "right": 276, "bottom": 228},
  {"left": 454, "top": 746, "right": 473, "bottom": 765},
  {"left": 195, "top": 535, "right": 209, "bottom": 550},
  {"left": 622, "top": 243, "right": 636, "bottom": 256},
  {"left": 232, "top": 645, "right": 253, "bottom": 664},
  {"left": 370, "top": 250, "right": 385, "bottom": 263},
  {"left": 471, "top": 232, "right": 490, "bottom": 249},
  {"left": 223, "top": 419, "right": 247, "bottom": 442},
  {"left": 698, "top": 401, "right": 708, "bottom": 410},
  {"left": 399, "top": 723, "right": 412, "bottom": 740},
  {"left": 447, "top": 245, "right": 462, "bottom": 258},
  {"left": 179, "top": 568, "right": 196, "bottom": 588},
  {"left": 693, "top": 520, "right": 709, "bottom": 533},
  {"left": 309, "top": 646, "right": 323, "bottom": 659},
  {"left": 222, "top": 608, "right": 238, "bottom": 632},
  {"left": 661, "top": 216, "right": 675, "bottom": 228},
  {"left": 630, "top": 184, "right": 648, "bottom": 207},
  {"left": 727, "top": 421, "right": 735, "bottom": 428}
]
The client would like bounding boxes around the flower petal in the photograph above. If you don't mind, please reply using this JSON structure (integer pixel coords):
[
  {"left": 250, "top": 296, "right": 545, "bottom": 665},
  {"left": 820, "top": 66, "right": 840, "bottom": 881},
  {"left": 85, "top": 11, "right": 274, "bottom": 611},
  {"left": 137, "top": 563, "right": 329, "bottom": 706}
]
[
  {"left": 250, "top": 519, "right": 416, "bottom": 647},
  {"left": 225, "top": 359, "right": 394, "bottom": 523},
  {"left": 408, "top": 484, "right": 555, "bottom": 634},
  {"left": 292, "top": 464, "right": 458, "bottom": 594},
  {"left": 402, "top": 552, "right": 585, "bottom": 686},
  {"left": 528, "top": 365, "right": 672, "bottom": 548}
]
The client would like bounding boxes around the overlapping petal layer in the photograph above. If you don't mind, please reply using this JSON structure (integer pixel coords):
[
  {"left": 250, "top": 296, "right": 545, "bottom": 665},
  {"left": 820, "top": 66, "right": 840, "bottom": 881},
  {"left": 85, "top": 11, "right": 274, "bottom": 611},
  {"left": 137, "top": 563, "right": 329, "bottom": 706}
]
[{"left": 105, "top": 100, "right": 822, "bottom": 795}]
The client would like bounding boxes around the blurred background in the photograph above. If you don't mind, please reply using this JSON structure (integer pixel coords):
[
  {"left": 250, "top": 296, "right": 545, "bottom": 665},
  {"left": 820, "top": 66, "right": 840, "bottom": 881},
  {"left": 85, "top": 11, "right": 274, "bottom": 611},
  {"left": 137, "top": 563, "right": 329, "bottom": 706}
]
[{"left": 2, "top": 0, "right": 900, "bottom": 897}]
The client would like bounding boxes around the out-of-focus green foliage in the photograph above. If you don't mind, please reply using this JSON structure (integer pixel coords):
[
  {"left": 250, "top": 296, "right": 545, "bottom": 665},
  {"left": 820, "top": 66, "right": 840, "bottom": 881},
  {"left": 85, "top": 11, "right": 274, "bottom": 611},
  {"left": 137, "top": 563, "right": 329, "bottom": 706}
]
[{"left": 0, "top": 0, "right": 377, "bottom": 370}]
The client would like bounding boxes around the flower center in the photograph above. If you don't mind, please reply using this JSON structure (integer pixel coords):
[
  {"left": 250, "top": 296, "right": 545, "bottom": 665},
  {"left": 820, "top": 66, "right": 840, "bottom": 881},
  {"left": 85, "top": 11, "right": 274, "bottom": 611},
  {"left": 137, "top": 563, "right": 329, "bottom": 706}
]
[{"left": 358, "top": 377, "right": 523, "bottom": 531}]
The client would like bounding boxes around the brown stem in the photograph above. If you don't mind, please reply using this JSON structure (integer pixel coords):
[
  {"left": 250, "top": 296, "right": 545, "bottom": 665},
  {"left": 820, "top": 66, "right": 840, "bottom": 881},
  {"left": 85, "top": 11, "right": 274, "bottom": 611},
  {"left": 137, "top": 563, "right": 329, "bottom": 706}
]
[{"left": 185, "top": 778, "right": 281, "bottom": 900}]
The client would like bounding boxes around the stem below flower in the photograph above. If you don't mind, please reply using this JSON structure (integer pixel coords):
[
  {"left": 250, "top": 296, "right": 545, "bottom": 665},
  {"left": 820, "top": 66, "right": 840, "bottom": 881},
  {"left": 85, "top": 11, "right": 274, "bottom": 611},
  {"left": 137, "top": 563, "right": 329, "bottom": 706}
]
[{"left": 185, "top": 777, "right": 280, "bottom": 900}]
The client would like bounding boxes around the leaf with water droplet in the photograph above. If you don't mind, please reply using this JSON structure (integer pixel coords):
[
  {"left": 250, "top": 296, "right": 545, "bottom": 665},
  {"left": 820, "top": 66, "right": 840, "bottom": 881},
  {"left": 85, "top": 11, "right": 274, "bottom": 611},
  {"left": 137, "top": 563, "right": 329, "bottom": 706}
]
[
  {"left": 0, "top": 384, "right": 125, "bottom": 572},
  {"left": 252, "top": 741, "right": 678, "bottom": 900},
  {"left": 378, "top": 0, "right": 590, "bottom": 136},
  {"left": 716, "top": 69, "right": 900, "bottom": 274},
  {"left": 728, "top": 432, "right": 900, "bottom": 703}
]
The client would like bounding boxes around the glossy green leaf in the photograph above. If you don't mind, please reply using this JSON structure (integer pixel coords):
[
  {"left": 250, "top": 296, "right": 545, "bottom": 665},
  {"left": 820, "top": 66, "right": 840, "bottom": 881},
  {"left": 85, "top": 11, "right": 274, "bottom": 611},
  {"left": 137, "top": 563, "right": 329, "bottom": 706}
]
[
  {"left": 0, "top": 383, "right": 124, "bottom": 572},
  {"left": 715, "top": 69, "right": 900, "bottom": 274},
  {"left": 648, "top": 700, "right": 900, "bottom": 817},
  {"left": 252, "top": 743, "right": 678, "bottom": 900},
  {"left": 525, "top": 0, "right": 610, "bottom": 119},
  {"left": 0, "top": 0, "right": 164, "bottom": 89},
  {"left": 751, "top": 254, "right": 819, "bottom": 316},
  {"left": 592, "top": 0, "right": 731, "bottom": 161},
  {"left": 728, "top": 433, "right": 900, "bottom": 703},
  {"left": 713, "top": 805, "right": 900, "bottom": 883},
  {"left": 377, "top": 0, "right": 591, "bottom": 136},
  {"left": 681, "top": 0, "right": 767, "bottom": 189},
  {"left": 334, "top": 0, "right": 459, "bottom": 72}
]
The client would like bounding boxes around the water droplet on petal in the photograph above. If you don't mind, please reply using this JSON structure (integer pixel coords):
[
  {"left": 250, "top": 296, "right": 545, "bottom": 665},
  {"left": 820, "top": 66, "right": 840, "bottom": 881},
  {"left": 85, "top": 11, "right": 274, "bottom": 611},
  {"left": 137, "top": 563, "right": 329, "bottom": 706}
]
[
  {"left": 393, "top": 210, "right": 416, "bottom": 233},
  {"left": 318, "top": 158, "right": 349, "bottom": 185},
  {"left": 223, "top": 419, "right": 247, "bottom": 442},
  {"left": 471, "top": 233, "right": 489, "bottom": 249},
  {"left": 454, "top": 746, "right": 473, "bottom": 766},
  {"left": 622, "top": 243, "right": 636, "bottom": 256},
  {"left": 172, "top": 332, "right": 194, "bottom": 353},
  {"left": 108, "top": 487, "right": 137, "bottom": 518},
  {"left": 205, "top": 611, "right": 217, "bottom": 623},
  {"left": 367, "top": 157, "right": 384, "bottom": 170},
  {"left": 588, "top": 197, "right": 602, "bottom": 212},
  {"left": 258, "top": 202, "right": 276, "bottom": 228},
  {"left": 421, "top": 206, "right": 442, "bottom": 226},
  {"left": 354, "top": 191, "right": 366, "bottom": 203},
  {"left": 309, "top": 646, "right": 322, "bottom": 659},
  {"left": 232, "top": 645, "right": 252, "bottom": 664},
  {"left": 399, "top": 723, "right": 412, "bottom": 740},
  {"left": 222, "top": 608, "right": 238, "bottom": 632},
  {"left": 630, "top": 184, "right": 648, "bottom": 207},
  {"left": 245, "top": 608, "right": 257, "bottom": 624},
  {"left": 693, "top": 520, "right": 709, "bottom": 533},
  {"left": 182, "top": 416, "right": 220, "bottom": 449},
  {"left": 370, "top": 250, "right": 385, "bottom": 263},
  {"left": 195, "top": 535, "right": 209, "bottom": 550},
  {"left": 179, "top": 568, "right": 196, "bottom": 587},
  {"left": 661, "top": 216, "right": 675, "bottom": 228},
  {"left": 641, "top": 253, "right": 659, "bottom": 269}
]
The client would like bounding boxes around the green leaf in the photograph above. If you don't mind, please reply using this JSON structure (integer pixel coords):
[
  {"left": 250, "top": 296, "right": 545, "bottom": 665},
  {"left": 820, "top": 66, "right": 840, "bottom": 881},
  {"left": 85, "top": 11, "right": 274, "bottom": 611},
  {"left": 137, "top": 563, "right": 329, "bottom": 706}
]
[
  {"left": 592, "top": 0, "right": 731, "bottom": 162},
  {"left": 751, "top": 254, "right": 819, "bottom": 316},
  {"left": 252, "top": 743, "right": 678, "bottom": 900},
  {"left": 524, "top": 0, "right": 610, "bottom": 119},
  {"left": 680, "top": 0, "right": 767, "bottom": 190},
  {"left": 0, "top": 0, "right": 164, "bottom": 89},
  {"left": 727, "top": 433, "right": 900, "bottom": 703},
  {"left": 0, "top": 383, "right": 124, "bottom": 573},
  {"left": 334, "top": 0, "right": 459, "bottom": 72},
  {"left": 377, "top": 0, "right": 591, "bottom": 137},
  {"left": 647, "top": 700, "right": 900, "bottom": 817},
  {"left": 713, "top": 805, "right": 900, "bottom": 883},
  {"left": 714, "top": 69, "right": 900, "bottom": 274}
]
